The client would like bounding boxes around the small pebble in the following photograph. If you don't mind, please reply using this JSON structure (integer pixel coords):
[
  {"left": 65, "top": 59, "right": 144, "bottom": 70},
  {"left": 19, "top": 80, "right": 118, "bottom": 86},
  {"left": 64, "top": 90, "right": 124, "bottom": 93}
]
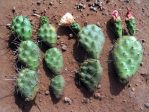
[
  {"left": 94, "top": 93, "right": 102, "bottom": 100},
  {"left": 69, "top": 34, "right": 73, "bottom": 38},
  {"left": 37, "top": 1, "right": 41, "bottom": 5},
  {"left": 12, "top": 6, "right": 16, "bottom": 13},
  {"left": 61, "top": 44, "right": 67, "bottom": 51},
  {"left": 45, "top": 90, "right": 49, "bottom": 95},
  {"left": 144, "top": 103, "right": 149, "bottom": 108},
  {"left": 64, "top": 97, "right": 72, "bottom": 105}
]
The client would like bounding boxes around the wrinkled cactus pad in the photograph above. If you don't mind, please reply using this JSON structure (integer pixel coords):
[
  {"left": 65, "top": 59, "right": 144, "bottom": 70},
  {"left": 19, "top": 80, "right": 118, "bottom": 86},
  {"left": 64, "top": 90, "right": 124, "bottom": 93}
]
[
  {"left": 38, "top": 23, "right": 57, "bottom": 47},
  {"left": 44, "top": 48, "right": 64, "bottom": 75},
  {"left": 40, "top": 16, "right": 49, "bottom": 26},
  {"left": 16, "top": 69, "right": 39, "bottom": 101},
  {"left": 78, "top": 59, "right": 103, "bottom": 92},
  {"left": 113, "top": 36, "right": 143, "bottom": 83},
  {"left": 79, "top": 24, "right": 105, "bottom": 59},
  {"left": 70, "top": 22, "right": 81, "bottom": 33},
  {"left": 11, "top": 16, "right": 32, "bottom": 40},
  {"left": 51, "top": 75, "right": 65, "bottom": 98},
  {"left": 18, "top": 40, "right": 40, "bottom": 70}
]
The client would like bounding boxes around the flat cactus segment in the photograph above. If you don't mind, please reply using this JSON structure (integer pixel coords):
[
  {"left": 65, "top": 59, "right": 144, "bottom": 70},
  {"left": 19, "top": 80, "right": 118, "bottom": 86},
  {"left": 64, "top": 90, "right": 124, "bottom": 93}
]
[
  {"left": 70, "top": 22, "right": 81, "bottom": 33},
  {"left": 51, "top": 75, "right": 65, "bottom": 98},
  {"left": 38, "top": 24, "right": 57, "bottom": 47},
  {"left": 125, "top": 10, "right": 136, "bottom": 35},
  {"left": 18, "top": 40, "right": 40, "bottom": 70},
  {"left": 11, "top": 16, "right": 32, "bottom": 40},
  {"left": 79, "top": 24, "right": 105, "bottom": 59},
  {"left": 44, "top": 48, "right": 64, "bottom": 75},
  {"left": 113, "top": 36, "right": 143, "bottom": 83},
  {"left": 40, "top": 16, "right": 49, "bottom": 26},
  {"left": 16, "top": 69, "right": 39, "bottom": 101},
  {"left": 78, "top": 59, "right": 103, "bottom": 92}
]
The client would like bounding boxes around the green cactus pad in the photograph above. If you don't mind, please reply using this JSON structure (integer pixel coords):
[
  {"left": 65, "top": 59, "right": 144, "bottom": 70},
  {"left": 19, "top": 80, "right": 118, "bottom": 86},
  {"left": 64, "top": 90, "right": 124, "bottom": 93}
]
[
  {"left": 44, "top": 48, "right": 64, "bottom": 75},
  {"left": 79, "top": 24, "right": 105, "bottom": 59},
  {"left": 70, "top": 22, "right": 81, "bottom": 33},
  {"left": 40, "top": 16, "right": 49, "bottom": 26},
  {"left": 18, "top": 40, "right": 40, "bottom": 70},
  {"left": 113, "top": 36, "right": 143, "bottom": 83},
  {"left": 51, "top": 75, "right": 65, "bottom": 98},
  {"left": 125, "top": 18, "right": 136, "bottom": 36},
  {"left": 16, "top": 69, "right": 39, "bottom": 101},
  {"left": 78, "top": 59, "right": 103, "bottom": 92},
  {"left": 11, "top": 16, "right": 32, "bottom": 41},
  {"left": 113, "top": 19, "right": 123, "bottom": 38},
  {"left": 38, "top": 23, "right": 57, "bottom": 47}
]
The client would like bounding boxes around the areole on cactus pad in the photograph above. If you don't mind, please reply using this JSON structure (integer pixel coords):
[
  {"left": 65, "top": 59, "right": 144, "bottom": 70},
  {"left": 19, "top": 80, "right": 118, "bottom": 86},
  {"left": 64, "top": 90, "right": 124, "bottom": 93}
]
[
  {"left": 16, "top": 68, "right": 39, "bottom": 101},
  {"left": 11, "top": 16, "right": 32, "bottom": 41}
]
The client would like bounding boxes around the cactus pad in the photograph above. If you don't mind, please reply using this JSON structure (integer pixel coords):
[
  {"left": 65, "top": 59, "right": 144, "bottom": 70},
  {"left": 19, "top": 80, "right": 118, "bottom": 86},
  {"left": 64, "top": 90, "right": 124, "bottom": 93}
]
[
  {"left": 113, "top": 36, "right": 143, "bottom": 83},
  {"left": 16, "top": 69, "right": 39, "bottom": 101},
  {"left": 78, "top": 59, "right": 103, "bottom": 92},
  {"left": 44, "top": 48, "right": 64, "bottom": 75},
  {"left": 70, "top": 22, "right": 81, "bottom": 33},
  {"left": 40, "top": 16, "right": 49, "bottom": 26},
  {"left": 38, "top": 23, "right": 57, "bottom": 47},
  {"left": 51, "top": 75, "right": 65, "bottom": 98},
  {"left": 79, "top": 24, "right": 105, "bottom": 59},
  {"left": 11, "top": 16, "right": 32, "bottom": 40},
  {"left": 18, "top": 40, "right": 40, "bottom": 70}
]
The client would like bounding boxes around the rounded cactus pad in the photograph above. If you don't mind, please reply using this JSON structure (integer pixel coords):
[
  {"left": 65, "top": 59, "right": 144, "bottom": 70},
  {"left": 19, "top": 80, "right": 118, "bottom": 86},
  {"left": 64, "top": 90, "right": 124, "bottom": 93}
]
[
  {"left": 51, "top": 75, "right": 65, "bottom": 98},
  {"left": 78, "top": 59, "right": 103, "bottom": 92},
  {"left": 11, "top": 16, "right": 32, "bottom": 40},
  {"left": 40, "top": 16, "right": 49, "bottom": 26},
  {"left": 38, "top": 24, "right": 57, "bottom": 47},
  {"left": 16, "top": 69, "right": 39, "bottom": 101},
  {"left": 44, "top": 48, "right": 64, "bottom": 75},
  {"left": 113, "top": 36, "right": 143, "bottom": 83},
  {"left": 79, "top": 24, "right": 105, "bottom": 59},
  {"left": 18, "top": 40, "right": 40, "bottom": 70},
  {"left": 70, "top": 22, "right": 81, "bottom": 33}
]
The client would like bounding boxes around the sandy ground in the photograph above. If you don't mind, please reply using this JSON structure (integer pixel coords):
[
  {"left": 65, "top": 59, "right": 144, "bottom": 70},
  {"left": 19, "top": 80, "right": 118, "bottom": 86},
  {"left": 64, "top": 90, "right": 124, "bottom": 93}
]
[{"left": 0, "top": 0, "right": 149, "bottom": 112}]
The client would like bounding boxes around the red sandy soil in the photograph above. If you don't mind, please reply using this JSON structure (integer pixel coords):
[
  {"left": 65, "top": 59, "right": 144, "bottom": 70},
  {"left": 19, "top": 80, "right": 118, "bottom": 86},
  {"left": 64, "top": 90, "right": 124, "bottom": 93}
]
[{"left": 0, "top": 0, "right": 149, "bottom": 112}]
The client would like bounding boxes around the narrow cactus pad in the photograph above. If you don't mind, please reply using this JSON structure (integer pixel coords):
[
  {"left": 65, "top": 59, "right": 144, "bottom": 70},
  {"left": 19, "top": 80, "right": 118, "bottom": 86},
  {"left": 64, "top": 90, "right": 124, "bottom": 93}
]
[
  {"left": 18, "top": 40, "right": 40, "bottom": 70},
  {"left": 70, "top": 22, "right": 81, "bottom": 33},
  {"left": 113, "top": 36, "right": 143, "bottom": 83},
  {"left": 44, "top": 48, "right": 64, "bottom": 75},
  {"left": 11, "top": 16, "right": 32, "bottom": 40},
  {"left": 79, "top": 24, "right": 105, "bottom": 59},
  {"left": 78, "top": 59, "right": 103, "bottom": 92},
  {"left": 51, "top": 75, "right": 65, "bottom": 98},
  {"left": 16, "top": 69, "right": 39, "bottom": 101},
  {"left": 40, "top": 16, "right": 49, "bottom": 26},
  {"left": 38, "top": 24, "right": 57, "bottom": 47}
]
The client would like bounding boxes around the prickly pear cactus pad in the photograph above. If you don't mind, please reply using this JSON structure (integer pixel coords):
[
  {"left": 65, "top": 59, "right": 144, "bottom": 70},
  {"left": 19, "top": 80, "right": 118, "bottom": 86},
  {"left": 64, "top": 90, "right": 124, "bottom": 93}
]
[
  {"left": 16, "top": 69, "right": 39, "bottom": 101},
  {"left": 40, "top": 16, "right": 49, "bottom": 26},
  {"left": 18, "top": 40, "right": 40, "bottom": 70},
  {"left": 78, "top": 59, "right": 103, "bottom": 92},
  {"left": 38, "top": 23, "right": 57, "bottom": 47},
  {"left": 70, "top": 22, "right": 81, "bottom": 33},
  {"left": 51, "top": 75, "right": 65, "bottom": 98},
  {"left": 44, "top": 48, "right": 64, "bottom": 75},
  {"left": 113, "top": 36, "right": 143, "bottom": 83},
  {"left": 112, "top": 10, "right": 123, "bottom": 38},
  {"left": 11, "top": 16, "right": 32, "bottom": 40},
  {"left": 79, "top": 24, "right": 105, "bottom": 59},
  {"left": 125, "top": 10, "right": 136, "bottom": 36}
]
